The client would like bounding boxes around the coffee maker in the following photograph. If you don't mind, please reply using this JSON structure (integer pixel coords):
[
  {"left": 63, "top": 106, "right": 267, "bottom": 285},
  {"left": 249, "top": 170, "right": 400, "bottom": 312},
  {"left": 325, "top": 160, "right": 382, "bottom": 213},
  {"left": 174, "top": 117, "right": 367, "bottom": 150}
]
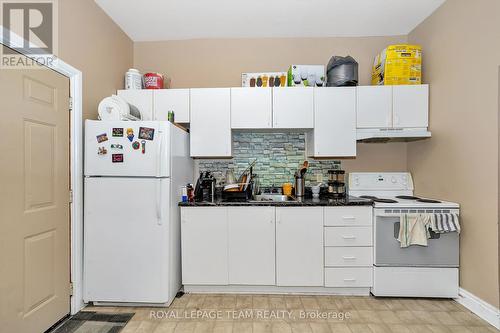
[{"left": 194, "top": 171, "right": 216, "bottom": 202}]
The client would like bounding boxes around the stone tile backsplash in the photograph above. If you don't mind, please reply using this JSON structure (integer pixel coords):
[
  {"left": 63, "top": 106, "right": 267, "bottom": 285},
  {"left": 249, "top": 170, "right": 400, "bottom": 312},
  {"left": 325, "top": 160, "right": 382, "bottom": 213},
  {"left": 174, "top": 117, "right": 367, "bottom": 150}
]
[{"left": 197, "top": 132, "right": 341, "bottom": 187}]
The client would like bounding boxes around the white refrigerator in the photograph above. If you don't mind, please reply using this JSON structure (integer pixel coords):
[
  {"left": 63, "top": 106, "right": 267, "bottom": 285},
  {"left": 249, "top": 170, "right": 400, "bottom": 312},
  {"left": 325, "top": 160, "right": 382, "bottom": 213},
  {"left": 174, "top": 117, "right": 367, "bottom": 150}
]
[{"left": 83, "top": 120, "right": 193, "bottom": 305}]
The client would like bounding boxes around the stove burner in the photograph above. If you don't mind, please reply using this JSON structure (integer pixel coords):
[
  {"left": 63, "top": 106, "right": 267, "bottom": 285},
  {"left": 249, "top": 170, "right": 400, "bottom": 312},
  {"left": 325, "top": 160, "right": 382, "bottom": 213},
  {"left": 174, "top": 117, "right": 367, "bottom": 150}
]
[
  {"left": 417, "top": 198, "right": 442, "bottom": 203},
  {"left": 359, "top": 195, "right": 398, "bottom": 203},
  {"left": 396, "top": 195, "right": 421, "bottom": 200}
]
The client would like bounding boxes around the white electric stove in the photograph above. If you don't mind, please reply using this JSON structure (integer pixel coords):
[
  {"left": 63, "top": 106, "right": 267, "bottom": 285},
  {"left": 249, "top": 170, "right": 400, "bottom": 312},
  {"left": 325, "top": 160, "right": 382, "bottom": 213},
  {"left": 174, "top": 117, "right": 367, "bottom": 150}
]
[{"left": 349, "top": 172, "right": 460, "bottom": 298}]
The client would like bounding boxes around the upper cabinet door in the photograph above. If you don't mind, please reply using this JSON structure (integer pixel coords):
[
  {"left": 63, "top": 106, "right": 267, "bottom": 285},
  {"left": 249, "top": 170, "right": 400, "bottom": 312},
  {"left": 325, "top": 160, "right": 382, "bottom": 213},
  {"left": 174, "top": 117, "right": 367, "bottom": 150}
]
[
  {"left": 231, "top": 88, "right": 272, "bottom": 129},
  {"left": 393, "top": 84, "right": 429, "bottom": 128},
  {"left": 272, "top": 87, "right": 314, "bottom": 129},
  {"left": 356, "top": 86, "right": 392, "bottom": 128},
  {"left": 312, "top": 87, "right": 356, "bottom": 157},
  {"left": 117, "top": 90, "right": 154, "bottom": 120},
  {"left": 190, "top": 88, "right": 232, "bottom": 157},
  {"left": 154, "top": 89, "right": 190, "bottom": 123}
]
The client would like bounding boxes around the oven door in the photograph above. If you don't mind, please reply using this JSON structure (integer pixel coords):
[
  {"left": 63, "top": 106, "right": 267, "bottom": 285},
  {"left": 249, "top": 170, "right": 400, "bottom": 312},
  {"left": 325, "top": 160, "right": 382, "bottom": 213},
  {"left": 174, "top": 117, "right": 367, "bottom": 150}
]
[{"left": 375, "top": 214, "right": 459, "bottom": 267}]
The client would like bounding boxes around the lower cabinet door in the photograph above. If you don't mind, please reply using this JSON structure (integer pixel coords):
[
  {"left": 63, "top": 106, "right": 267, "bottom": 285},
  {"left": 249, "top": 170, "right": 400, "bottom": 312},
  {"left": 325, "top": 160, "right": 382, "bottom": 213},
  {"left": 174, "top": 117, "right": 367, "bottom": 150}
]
[
  {"left": 227, "top": 207, "right": 275, "bottom": 285},
  {"left": 276, "top": 207, "right": 323, "bottom": 286},
  {"left": 181, "top": 207, "right": 228, "bottom": 285}
]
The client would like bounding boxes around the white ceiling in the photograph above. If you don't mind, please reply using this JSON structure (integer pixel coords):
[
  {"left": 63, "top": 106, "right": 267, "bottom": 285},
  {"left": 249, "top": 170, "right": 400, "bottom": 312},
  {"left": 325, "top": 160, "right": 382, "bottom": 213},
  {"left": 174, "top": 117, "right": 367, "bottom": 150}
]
[{"left": 95, "top": 0, "right": 445, "bottom": 41}]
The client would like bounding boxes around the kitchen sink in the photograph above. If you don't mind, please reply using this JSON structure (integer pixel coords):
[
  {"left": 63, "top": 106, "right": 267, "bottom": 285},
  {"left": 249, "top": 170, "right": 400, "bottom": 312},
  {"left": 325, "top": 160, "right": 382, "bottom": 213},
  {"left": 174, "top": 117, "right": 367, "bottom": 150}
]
[{"left": 252, "top": 194, "right": 291, "bottom": 202}]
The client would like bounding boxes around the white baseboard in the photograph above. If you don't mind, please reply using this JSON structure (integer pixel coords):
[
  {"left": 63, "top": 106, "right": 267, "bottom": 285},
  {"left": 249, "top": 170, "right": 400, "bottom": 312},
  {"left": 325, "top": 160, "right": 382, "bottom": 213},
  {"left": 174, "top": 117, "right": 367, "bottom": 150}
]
[
  {"left": 184, "top": 285, "right": 370, "bottom": 296},
  {"left": 455, "top": 288, "right": 500, "bottom": 329}
]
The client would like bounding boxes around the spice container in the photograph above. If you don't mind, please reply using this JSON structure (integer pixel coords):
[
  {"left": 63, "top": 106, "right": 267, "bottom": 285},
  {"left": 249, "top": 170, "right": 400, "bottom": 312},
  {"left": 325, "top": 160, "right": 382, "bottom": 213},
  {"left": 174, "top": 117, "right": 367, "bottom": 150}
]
[
  {"left": 327, "top": 170, "right": 346, "bottom": 198},
  {"left": 328, "top": 169, "right": 345, "bottom": 183}
]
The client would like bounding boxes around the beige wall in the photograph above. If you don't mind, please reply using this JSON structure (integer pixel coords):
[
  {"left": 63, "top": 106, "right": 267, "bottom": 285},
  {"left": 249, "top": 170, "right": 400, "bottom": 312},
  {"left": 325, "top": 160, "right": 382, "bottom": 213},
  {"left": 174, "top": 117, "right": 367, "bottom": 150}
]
[
  {"left": 134, "top": 36, "right": 406, "bottom": 88},
  {"left": 408, "top": 0, "right": 500, "bottom": 307},
  {"left": 134, "top": 36, "right": 409, "bottom": 171},
  {"left": 58, "top": 1, "right": 133, "bottom": 120}
]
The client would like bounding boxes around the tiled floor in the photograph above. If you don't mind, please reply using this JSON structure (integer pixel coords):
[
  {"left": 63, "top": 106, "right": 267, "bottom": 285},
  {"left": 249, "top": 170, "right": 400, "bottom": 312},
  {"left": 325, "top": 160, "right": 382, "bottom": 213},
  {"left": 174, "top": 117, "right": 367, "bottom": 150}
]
[{"left": 83, "top": 294, "right": 499, "bottom": 333}]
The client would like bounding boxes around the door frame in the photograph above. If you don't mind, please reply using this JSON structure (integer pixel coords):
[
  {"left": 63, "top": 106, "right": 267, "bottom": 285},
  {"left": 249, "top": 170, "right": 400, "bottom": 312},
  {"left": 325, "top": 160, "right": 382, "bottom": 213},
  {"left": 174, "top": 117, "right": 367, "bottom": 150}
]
[{"left": 1, "top": 27, "right": 84, "bottom": 315}]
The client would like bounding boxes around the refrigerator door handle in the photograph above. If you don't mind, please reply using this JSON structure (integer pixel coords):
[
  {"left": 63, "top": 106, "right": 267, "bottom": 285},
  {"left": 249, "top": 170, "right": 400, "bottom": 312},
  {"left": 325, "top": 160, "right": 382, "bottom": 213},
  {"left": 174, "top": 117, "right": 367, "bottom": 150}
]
[
  {"left": 156, "top": 129, "right": 164, "bottom": 177},
  {"left": 156, "top": 180, "right": 163, "bottom": 225}
]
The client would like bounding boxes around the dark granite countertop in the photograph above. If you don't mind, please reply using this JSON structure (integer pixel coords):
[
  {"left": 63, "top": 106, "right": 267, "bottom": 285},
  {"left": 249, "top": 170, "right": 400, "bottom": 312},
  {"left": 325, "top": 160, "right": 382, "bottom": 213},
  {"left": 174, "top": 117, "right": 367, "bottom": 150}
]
[{"left": 179, "top": 196, "right": 373, "bottom": 207}]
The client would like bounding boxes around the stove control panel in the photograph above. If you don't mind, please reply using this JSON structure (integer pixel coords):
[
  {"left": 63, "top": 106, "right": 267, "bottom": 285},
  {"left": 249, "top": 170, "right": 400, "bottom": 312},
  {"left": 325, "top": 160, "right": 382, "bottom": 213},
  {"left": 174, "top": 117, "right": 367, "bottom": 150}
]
[{"left": 349, "top": 172, "right": 414, "bottom": 191}]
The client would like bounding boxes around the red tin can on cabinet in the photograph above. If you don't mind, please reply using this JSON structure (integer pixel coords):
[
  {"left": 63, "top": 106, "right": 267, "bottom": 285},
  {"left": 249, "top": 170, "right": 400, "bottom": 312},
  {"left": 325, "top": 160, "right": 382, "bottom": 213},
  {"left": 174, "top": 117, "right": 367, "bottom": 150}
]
[{"left": 143, "top": 72, "right": 164, "bottom": 89}]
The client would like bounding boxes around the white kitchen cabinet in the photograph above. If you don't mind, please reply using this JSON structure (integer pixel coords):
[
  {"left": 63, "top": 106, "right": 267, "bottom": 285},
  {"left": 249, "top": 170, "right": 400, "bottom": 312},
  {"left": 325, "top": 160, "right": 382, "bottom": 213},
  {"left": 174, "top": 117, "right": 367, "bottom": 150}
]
[
  {"left": 190, "top": 88, "right": 232, "bottom": 157},
  {"left": 356, "top": 86, "right": 392, "bottom": 128},
  {"left": 272, "top": 87, "right": 314, "bottom": 129},
  {"left": 324, "top": 247, "right": 373, "bottom": 267},
  {"left": 324, "top": 226, "right": 372, "bottom": 247},
  {"left": 325, "top": 267, "right": 373, "bottom": 287},
  {"left": 154, "top": 89, "right": 190, "bottom": 123},
  {"left": 117, "top": 89, "right": 154, "bottom": 120},
  {"left": 307, "top": 87, "right": 356, "bottom": 157},
  {"left": 276, "top": 207, "right": 323, "bottom": 286},
  {"left": 231, "top": 88, "right": 272, "bottom": 129},
  {"left": 393, "top": 84, "right": 429, "bottom": 128},
  {"left": 324, "top": 206, "right": 372, "bottom": 226},
  {"left": 227, "top": 207, "right": 275, "bottom": 285},
  {"left": 181, "top": 207, "right": 228, "bottom": 285}
]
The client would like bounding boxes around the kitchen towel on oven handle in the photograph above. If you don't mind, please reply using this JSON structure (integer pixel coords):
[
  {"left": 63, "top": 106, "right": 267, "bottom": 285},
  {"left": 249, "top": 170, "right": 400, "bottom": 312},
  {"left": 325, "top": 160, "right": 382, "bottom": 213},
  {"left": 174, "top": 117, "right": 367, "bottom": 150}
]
[
  {"left": 398, "top": 214, "right": 432, "bottom": 248},
  {"left": 430, "top": 213, "right": 461, "bottom": 234}
]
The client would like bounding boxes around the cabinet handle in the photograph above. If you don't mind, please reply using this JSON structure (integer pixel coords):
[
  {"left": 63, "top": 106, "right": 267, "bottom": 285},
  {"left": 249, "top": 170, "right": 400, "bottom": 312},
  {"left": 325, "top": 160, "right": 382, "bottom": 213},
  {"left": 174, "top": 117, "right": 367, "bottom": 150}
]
[
  {"left": 343, "top": 278, "right": 356, "bottom": 282},
  {"left": 342, "top": 235, "right": 356, "bottom": 239},
  {"left": 342, "top": 216, "right": 356, "bottom": 220},
  {"left": 342, "top": 256, "right": 357, "bottom": 260}
]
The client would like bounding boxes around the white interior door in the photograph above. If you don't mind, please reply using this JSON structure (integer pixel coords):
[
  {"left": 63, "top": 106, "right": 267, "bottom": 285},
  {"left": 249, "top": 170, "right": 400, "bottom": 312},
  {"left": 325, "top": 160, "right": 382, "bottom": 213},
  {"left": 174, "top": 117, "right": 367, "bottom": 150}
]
[
  {"left": 227, "top": 207, "right": 275, "bottom": 285},
  {"left": 0, "top": 55, "right": 71, "bottom": 333},
  {"left": 84, "top": 177, "right": 170, "bottom": 303}
]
